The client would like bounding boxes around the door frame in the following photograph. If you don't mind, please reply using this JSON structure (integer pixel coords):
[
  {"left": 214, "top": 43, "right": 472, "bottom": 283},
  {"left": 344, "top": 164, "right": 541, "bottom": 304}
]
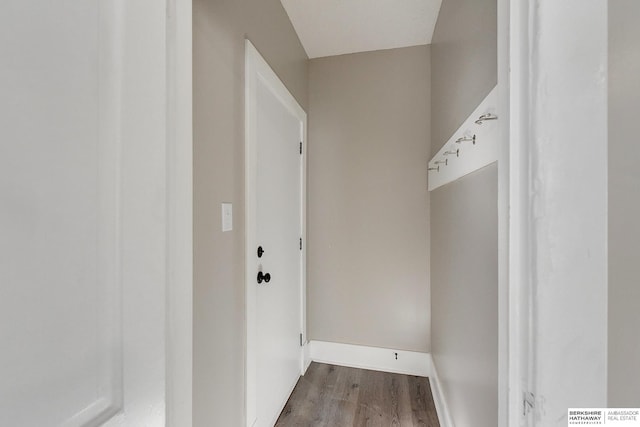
[
  {"left": 498, "top": 1, "right": 609, "bottom": 425},
  {"left": 498, "top": 0, "right": 534, "bottom": 425},
  {"left": 244, "top": 39, "right": 308, "bottom": 427},
  {"left": 165, "top": 0, "right": 193, "bottom": 425},
  {"left": 497, "top": 0, "right": 531, "bottom": 425}
]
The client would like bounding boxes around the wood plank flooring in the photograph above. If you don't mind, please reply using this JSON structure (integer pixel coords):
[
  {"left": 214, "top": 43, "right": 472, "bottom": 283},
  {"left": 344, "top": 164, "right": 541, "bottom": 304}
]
[{"left": 275, "top": 362, "right": 440, "bottom": 427}]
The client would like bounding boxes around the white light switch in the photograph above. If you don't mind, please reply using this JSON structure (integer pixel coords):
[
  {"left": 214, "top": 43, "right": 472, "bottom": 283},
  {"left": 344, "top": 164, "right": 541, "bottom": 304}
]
[{"left": 222, "top": 203, "right": 233, "bottom": 232}]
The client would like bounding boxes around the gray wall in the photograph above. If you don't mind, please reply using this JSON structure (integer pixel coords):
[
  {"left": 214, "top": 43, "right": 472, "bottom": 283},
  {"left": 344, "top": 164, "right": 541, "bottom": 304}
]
[
  {"left": 192, "top": 0, "right": 307, "bottom": 425},
  {"left": 308, "top": 46, "right": 431, "bottom": 352},
  {"left": 431, "top": 165, "right": 498, "bottom": 427},
  {"left": 430, "top": 0, "right": 498, "bottom": 425},
  {"left": 430, "top": 0, "right": 497, "bottom": 154},
  {"left": 608, "top": 0, "right": 640, "bottom": 406}
]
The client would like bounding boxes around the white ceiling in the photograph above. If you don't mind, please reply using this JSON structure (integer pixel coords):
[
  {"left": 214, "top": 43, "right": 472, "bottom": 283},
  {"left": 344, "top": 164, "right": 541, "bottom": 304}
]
[{"left": 280, "top": 0, "right": 442, "bottom": 59}]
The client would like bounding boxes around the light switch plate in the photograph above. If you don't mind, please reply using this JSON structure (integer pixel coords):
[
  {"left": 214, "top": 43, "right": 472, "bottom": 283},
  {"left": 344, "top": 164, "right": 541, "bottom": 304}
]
[{"left": 222, "top": 203, "right": 233, "bottom": 232}]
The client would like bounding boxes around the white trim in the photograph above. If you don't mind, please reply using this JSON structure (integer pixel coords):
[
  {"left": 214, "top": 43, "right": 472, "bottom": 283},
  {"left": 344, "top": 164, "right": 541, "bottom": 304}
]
[
  {"left": 303, "top": 342, "right": 312, "bottom": 373},
  {"left": 506, "top": 0, "right": 532, "bottom": 426},
  {"left": 496, "top": 0, "right": 512, "bottom": 426},
  {"left": 428, "top": 355, "right": 454, "bottom": 427},
  {"left": 428, "top": 86, "right": 499, "bottom": 191},
  {"left": 98, "top": 1, "right": 124, "bottom": 418},
  {"left": 308, "top": 341, "right": 431, "bottom": 378},
  {"left": 244, "top": 40, "right": 307, "bottom": 427},
  {"left": 165, "top": 0, "right": 192, "bottom": 425},
  {"left": 299, "top": 106, "right": 308, "bottom": 376}
]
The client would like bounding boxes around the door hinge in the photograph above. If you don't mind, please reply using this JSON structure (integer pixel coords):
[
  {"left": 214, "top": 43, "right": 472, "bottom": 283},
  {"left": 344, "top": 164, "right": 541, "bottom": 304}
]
[
  {"left": 300, "top": 237, "right": 302, "bottom": 250},
  {"left": 523, "top": 391, "right": 535, "bottom": 416},
  {"left": 299, "top": 142, "right": 302, "bottom": 155},
  {"left": 299, "top": 333, "right": 303, "bottom": 347}
]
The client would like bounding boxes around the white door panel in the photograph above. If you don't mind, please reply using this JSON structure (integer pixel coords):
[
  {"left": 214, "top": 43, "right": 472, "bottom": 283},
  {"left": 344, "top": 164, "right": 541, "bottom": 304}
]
[
  {"left": 255, "top": 80, "right": 302, "bottom": 427},
  {"left": 245, "top": 41, "right": 306, "bottom": 427},
  {"left": 0, "top": 1, "right": 169, "bottom": 425}
]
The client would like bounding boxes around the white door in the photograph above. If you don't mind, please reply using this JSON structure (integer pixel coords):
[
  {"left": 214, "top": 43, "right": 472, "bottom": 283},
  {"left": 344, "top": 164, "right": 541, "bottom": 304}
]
[
  {"left": 245, "top": 41, "right": 306, "bottom": 427},
  {"left": 0, "top": 1, "right": 186, "bottom": 425}
]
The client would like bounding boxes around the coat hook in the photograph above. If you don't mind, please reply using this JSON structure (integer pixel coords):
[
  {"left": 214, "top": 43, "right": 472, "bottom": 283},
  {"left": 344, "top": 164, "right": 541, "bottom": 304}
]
[
  {"left": 475, "top": 113, "right": 498, "bottom": 125},
  {"left": 428, "top": 166, "right": 440, "bottom": 172},
  {"left": 444, "top": 149, "right": 459, "bottom": 158},
  {"left": 435, "top": 159, "right": 448, "bottom": 166},
  {"left": 455, "top": 134, "right": 476, "bottom": 145}
]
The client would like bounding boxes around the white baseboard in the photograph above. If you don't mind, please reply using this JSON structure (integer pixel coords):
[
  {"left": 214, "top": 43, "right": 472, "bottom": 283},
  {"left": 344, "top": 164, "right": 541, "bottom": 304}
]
[
  {"left": 428, "top": 354, "right": 454, "bottom": 427},
  {"left": 308, "top": 340, "right": 431, "bottom": 378},
  {"left": 302, "top": 342, "right": 312, "bottom": 373}
]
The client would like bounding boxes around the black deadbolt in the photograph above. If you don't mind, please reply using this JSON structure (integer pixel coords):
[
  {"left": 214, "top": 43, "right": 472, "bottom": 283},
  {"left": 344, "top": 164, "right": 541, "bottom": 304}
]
[
  {"left": 257, "top": 271, "right": 271, "bottom": 284},
  {"left": 257, "top": 246, "right": 264, "bottom": 258}
]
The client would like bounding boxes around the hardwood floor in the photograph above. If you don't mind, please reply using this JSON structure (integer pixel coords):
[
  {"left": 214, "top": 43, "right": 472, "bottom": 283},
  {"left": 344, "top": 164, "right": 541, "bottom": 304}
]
[{"left": 275, "top": 363, "right": 441, "bottom": 427}]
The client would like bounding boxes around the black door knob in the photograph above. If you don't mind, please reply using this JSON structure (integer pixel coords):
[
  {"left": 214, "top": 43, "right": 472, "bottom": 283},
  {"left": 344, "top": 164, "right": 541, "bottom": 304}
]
[
  {"left": 257, "top": 271, "right": 271, "bottom": 284},
  {"left": 257, "top": 246, "right": 265, "bottom": 258}
]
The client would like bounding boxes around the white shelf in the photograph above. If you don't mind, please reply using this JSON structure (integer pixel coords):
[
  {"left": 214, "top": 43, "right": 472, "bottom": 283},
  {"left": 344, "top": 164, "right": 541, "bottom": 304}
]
[{"left": 428, "top": 86, "right": 499, "bottom": 191}]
